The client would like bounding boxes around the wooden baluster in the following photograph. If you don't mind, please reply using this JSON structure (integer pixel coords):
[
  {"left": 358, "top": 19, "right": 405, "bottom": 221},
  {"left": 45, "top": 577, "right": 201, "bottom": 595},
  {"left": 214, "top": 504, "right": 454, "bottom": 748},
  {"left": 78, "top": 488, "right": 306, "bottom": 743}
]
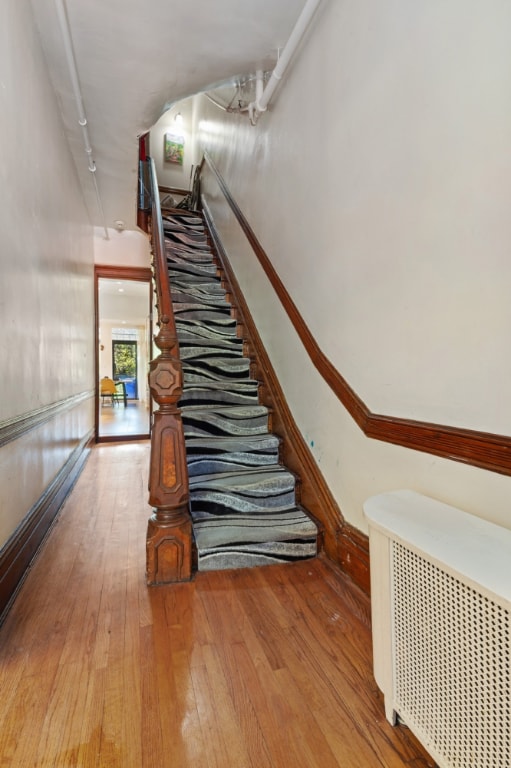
[{"left": 146, "top": 316, "right": 192, "bottom": 585}]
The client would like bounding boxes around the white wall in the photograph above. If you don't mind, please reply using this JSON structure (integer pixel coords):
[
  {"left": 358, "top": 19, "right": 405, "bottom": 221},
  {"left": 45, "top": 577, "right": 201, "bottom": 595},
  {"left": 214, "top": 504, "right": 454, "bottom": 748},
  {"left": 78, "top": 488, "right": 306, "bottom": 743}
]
[
  {"left": 0, "top": 0, "right": 94, "bottom": 547},
  {"left": 94, "top": 227, "right": 151, "bottom": 268},
  {"left": 150, "top": 98, "right": 195, "bottom": 192},
  {"left": 193, "top": 0, "right": 511, "bottom": 533}
]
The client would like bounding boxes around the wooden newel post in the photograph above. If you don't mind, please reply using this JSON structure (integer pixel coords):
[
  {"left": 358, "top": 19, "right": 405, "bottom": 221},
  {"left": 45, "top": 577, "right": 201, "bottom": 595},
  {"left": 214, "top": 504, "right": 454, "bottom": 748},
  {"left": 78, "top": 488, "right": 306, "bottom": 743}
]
[{"left": 146, "top": 316, "right": 192, "bottom": 584}]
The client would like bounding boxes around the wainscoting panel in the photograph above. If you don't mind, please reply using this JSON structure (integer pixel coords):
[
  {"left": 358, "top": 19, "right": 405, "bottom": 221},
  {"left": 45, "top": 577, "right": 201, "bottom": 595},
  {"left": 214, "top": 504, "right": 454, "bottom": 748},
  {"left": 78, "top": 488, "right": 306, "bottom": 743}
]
[{"left": 0, "top": 393, "right": 94, "bottom": 619}]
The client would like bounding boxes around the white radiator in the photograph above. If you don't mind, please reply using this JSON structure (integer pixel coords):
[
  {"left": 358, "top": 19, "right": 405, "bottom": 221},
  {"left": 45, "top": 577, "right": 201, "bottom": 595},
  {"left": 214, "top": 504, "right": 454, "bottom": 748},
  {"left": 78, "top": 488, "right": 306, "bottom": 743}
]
[{"left": 364, "top": 490, "right": 511, "bottom": 768}]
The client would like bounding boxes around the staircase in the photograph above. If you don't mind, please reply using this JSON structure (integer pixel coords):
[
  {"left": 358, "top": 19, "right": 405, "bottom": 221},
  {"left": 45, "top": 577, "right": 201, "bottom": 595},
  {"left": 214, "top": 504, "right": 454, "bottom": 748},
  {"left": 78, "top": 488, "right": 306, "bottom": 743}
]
[{"left": 162, "top": 210, "right": 319, "bottom": 571}]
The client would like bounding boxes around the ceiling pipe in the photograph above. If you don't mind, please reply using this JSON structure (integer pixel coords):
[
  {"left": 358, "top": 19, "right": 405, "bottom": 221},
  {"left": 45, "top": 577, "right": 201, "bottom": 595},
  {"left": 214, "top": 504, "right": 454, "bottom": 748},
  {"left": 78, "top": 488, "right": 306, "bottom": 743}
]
[
  {"left": 249, "top": 0, "right": 323, "bottom": 125},
  {"left": 54, "top": 0, "right": 109, "bottom": 239}
]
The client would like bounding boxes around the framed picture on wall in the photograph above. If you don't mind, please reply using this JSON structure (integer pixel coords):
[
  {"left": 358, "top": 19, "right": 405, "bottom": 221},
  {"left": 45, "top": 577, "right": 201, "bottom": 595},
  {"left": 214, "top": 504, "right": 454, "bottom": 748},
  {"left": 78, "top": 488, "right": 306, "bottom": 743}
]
[{"left": 164, "top": 132, "right": 184, "bottom": 165}]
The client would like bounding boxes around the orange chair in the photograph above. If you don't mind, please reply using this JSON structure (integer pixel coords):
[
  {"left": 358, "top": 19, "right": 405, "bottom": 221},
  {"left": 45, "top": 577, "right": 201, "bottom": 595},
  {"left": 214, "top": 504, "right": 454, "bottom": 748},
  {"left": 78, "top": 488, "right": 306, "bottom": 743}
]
[{"left": 100, "top": 377, "right": 122, "bottom": 406}]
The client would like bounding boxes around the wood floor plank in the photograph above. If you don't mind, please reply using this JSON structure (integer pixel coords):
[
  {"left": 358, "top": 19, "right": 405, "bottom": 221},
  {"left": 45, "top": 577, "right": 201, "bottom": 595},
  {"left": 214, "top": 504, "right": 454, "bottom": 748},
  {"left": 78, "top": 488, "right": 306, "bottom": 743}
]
[
  {"left": 223, "top": 569, "right": 349, "bottom": 768},
  {"left": 269, "top": 564, "right": 436, "bottom": 767},
  {"left": 0, "top": 442, "right": 436, "bottom": 768},
  {"left": 146, "top": 592, "right": 201, "bottom": 767},
  {"left": 220, "top": 608, "right": 309, "bottom": 767},
  {"left": 75, "top": 668, "right": 106, "bottom": 768},
  {"left": 0, "top": 671, "right": 57, "bottom": 766},
  {"left": 190, "top": 644, "right": 256, "bottom": 768},
  {"left": 100, "top": 659, "right": 135, "bottom": 766},
  {"left": 229, "top": 639, "right": 304, "bottom": 768},
  {"left": 313, "top": 702, "right": 392, "bottom": 767},
  {"left": 35, "top": 658, "right": 92, "bottom": 767},
  {"left": 139, "top": 623, "right": 166, "bottom": 768},
  {"left": 206, "top": 570, "right": 348, "bottom": 768},
  {"left": 217, "top": 641, "right": 276, "bottom": 768}
]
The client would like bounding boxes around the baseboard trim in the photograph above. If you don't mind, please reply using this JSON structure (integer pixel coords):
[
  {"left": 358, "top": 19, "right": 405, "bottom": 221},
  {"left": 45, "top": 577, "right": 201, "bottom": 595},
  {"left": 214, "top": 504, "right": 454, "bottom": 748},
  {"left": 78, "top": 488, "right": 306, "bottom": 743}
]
[
  {"left": 337, "top": 522, "right": 370, "bottom": 595},
  {"left": 0, "top": 429, "right": 93, "bottom": 623},
  {"left": 97, "top": 433, "right": 150, "bottom": 443}
]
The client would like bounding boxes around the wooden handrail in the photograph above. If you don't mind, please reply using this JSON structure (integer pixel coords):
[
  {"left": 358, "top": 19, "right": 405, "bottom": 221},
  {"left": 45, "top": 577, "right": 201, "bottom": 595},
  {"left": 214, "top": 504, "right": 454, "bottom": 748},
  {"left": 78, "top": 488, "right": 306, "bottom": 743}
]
[
  {"left": 202, "top": 151, "right": 511, "bottom": 477},
  {"left": 145, "top": 157, "right": 192, "bottom": 584},
  {"left": 148, "top": 161, "right": 175, "bottom": 329}
]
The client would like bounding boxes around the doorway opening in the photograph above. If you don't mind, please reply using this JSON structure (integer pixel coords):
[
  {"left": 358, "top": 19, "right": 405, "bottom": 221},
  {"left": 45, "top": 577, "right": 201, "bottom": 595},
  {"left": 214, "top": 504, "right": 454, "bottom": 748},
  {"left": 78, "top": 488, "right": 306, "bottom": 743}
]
[
  {"left": 95, "top": 265, "right": 153, "bottom": 442},
  {"left": 112, "top": 337, "right": 138, "bottom": 399}
]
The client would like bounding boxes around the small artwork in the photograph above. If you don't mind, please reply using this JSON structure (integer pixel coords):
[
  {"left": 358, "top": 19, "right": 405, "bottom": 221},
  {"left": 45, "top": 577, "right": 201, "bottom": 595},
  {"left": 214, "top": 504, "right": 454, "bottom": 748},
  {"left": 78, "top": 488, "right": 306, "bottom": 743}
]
[{"left": 164, "top": 132, "right": 184, "bottom": 165}]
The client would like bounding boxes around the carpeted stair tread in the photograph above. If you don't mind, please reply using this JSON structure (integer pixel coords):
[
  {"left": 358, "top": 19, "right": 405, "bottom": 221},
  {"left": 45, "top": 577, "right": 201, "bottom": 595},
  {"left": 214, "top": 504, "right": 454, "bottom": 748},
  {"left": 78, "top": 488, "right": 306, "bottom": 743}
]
[
  {"left": 185, "top": 433, "right": 280, "bottom": 476},
  {"left": 176, "top": 326, "right": 243, "bottom": 350},
  {"left": 174, "top": 302, "right": 234, "bottom": 331},
  {"left": 171, "top": 289, "right": 230, "bottom": 308},
  {"left": 193, "top": 509, "right": 317, "bottom": 548},
  {"left": 196, "top": 541, "right": 317, "bottom": 571},
  {"left": 179, "top": 340, "right": 243, "bottom": 360},
  {"left": 171, "top": 275, "right": 225, "bottom": 295},
  {"left": 182, "top": 355, "right": 251, "bottom": 382},
  {"left": 181, "top": 404, "right": 270, "bottom": 438},
  {"left": 170, "top": 275, "right": 223, "bottom": 291},
  {"left": 171, "top": 278, "right": 225, "bottom": 295},
  {"left": 185, "top": 433, "right": 279, "bottom": 453},
  {"left": 188, "top": 466, "right": 299, "bottom": 513},
  {"left": 166, "top": 245, "right": 213, "bottom": 259},
  {"left": 166, "top": 250, "right": 216, "bottom": 267},
  {"left": 167, "top": 247, "right": 212, "bottom": 259},
  {"left": 164, "top": 230, "right": 209, "bottom": 248},
  {"left": 163, "top": 213, "right": 203, "bottom": 226},
  {"left": 163, "top": 214, "right": 205, "bottom": 231},
  {"left": 166, "top": 243, "right": 214, "bottom": 258},
  {"left": 172, "top": 301, "right": 232, "bottom": 316},
  {"left": 176, "top": 319, "right": 238, "bottom": 337},
  {"left": 174, "top": 303, "right": 234, "bottom": 318},
  {"left": 179, "top": 380, "right": 260, "bottom": 408},
  {"left": 180, "top": 342, "right": 245, "bottom": 359},
  {"left": 193, "top": 505, "right": 315, "bottom": 532}
]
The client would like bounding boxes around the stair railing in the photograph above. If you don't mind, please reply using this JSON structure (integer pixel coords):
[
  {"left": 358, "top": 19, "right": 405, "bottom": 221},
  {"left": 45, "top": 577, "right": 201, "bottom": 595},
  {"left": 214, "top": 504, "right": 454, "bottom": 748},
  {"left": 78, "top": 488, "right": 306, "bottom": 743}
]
[
  {"left": 145, "top": 157, "right": 192, "bottom": 584},
  {"left": 137, "top": 159, "right": 151, "bottom": 231}
]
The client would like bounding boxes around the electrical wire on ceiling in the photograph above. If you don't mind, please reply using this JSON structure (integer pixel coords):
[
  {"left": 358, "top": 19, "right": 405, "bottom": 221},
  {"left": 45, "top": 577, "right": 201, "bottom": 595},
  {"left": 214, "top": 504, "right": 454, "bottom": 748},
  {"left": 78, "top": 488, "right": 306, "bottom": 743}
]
[{"left": 55, "top": 0, "right": 109, "bottom": 239}]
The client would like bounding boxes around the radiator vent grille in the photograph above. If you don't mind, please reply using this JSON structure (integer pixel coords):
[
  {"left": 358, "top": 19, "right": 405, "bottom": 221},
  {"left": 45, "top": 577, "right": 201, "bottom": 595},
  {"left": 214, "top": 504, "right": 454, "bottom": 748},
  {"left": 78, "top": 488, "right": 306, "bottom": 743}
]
[{"left": 392, "top": 542, "right": 510, "bottom": 768}]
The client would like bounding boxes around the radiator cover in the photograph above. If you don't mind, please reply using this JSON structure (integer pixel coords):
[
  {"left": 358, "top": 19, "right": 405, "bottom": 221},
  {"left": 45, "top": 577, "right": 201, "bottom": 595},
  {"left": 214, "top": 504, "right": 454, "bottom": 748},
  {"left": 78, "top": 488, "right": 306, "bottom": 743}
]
[{"left": 364, "top": 490, "right": 511, "bottom": 768}]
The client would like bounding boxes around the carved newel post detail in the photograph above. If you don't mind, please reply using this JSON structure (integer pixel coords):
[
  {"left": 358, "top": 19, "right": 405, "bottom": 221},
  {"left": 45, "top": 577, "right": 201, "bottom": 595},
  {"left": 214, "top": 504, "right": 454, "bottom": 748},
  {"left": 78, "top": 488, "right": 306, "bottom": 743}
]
[{"left": 146, "top": 315, "right": 192, "bottom": 584}]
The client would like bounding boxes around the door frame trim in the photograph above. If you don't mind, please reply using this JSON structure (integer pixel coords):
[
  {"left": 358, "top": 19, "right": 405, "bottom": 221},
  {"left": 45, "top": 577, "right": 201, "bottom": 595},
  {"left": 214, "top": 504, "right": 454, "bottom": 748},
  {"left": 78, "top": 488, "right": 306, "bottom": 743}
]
[{"left": 94, "top": 265, "right": 153, "bottom": 442}]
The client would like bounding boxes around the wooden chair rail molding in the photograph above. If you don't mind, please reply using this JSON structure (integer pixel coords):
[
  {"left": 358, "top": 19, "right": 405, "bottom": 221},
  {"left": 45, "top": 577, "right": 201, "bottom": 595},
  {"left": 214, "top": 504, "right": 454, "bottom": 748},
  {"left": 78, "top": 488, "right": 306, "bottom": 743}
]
[
  {"left": 145, "top": 157, "right": 192, "bottom": 585},
  {"left": 0, "top": 391, "right": 92, "bottom": 449},
  {"left": 202, "top": 151, "right": 511, "bottom": 478}
]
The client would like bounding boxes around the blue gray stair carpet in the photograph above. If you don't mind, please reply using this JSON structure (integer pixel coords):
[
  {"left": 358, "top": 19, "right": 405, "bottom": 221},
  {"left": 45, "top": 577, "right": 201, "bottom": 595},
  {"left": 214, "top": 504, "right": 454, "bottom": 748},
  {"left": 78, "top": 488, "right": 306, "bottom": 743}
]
[{"left": 162, "top": 211, "right": 319, "bottom": 571}]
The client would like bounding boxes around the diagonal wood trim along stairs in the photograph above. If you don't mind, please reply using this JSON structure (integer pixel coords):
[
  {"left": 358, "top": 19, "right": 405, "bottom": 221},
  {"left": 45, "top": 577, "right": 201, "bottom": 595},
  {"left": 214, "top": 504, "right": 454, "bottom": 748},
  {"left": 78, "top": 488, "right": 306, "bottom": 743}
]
[
  {"left": 202, "top": 151, "right": 511, "bottom": 479},
  {"left": 162, "top": 209, "right": 322, "bottom": 571}
]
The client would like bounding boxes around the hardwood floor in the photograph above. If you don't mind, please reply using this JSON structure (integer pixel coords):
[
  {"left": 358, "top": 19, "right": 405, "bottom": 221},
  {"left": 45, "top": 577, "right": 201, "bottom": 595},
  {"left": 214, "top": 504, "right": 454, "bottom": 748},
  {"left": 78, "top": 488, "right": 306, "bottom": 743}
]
[
  {"left": 0, "top": 442, "right": 435, "bottom": 767},
  {"left": 98, "top": 401, "right": 150, "bottom": 438}
]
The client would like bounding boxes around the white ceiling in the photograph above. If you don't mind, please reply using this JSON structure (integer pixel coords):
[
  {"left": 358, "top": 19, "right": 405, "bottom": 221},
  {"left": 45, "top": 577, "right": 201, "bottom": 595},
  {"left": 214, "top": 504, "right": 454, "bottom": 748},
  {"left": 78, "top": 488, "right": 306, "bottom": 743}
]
[
  {"left": 98, "top": 277, "right": 150, "bottom": 326},
  {"left": 30, "top": 0, "right": 307, "bottom": 232}
]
